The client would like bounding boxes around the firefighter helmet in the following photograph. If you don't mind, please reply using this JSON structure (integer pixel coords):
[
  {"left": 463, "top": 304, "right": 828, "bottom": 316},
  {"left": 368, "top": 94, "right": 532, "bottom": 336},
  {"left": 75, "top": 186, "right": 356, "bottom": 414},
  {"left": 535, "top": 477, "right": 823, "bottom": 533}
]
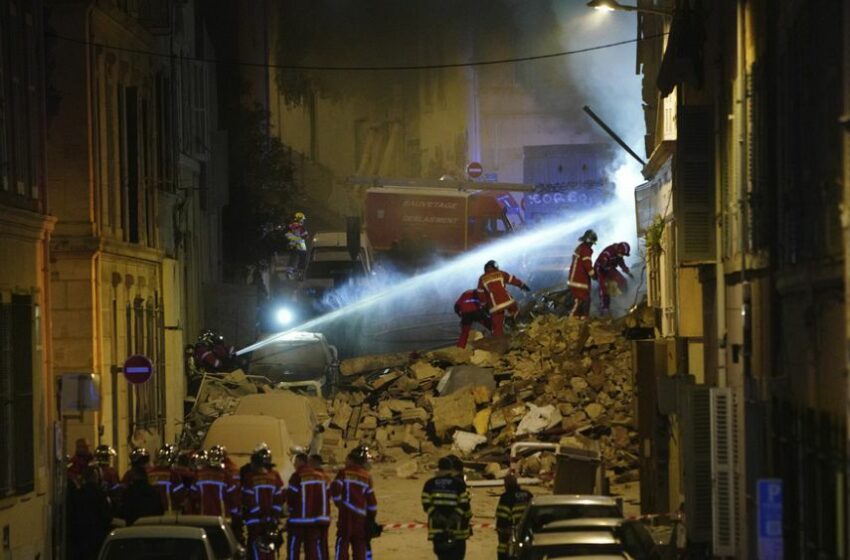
[
  {"left": 129, "top": 447, "right": 150, "bottom": 467},
  {"left": 93, "top": 444, "right": 116, "bottom": 465},
  {"left": 294, "top": 212, "right": 306, "bottom": 223},
  {"left": 155, "top": 444, "right": 178, "bottom": 466},
  {"left": 198, "top": 329, "right": 222, "bottom": 346},
  {"left": 348, "top": 445, "right": 372, "bottom": 466},
  {"left": 193, "top": 450, "right": 209, "bottom": 469},
  {"left": 484, "top": 260, "right": 499, "bottom": 272},
  {"left": 619, "top": 242, "right": 631, "bottom": 256},
  {"left": 251, "top": 442, "right": 272, "bottom": 467},
  {"left": 579, "top": 229, "right": 598, "bottom": 244},
  {"left": 207, "top": 445, "right": 226, "bottom": 469}
]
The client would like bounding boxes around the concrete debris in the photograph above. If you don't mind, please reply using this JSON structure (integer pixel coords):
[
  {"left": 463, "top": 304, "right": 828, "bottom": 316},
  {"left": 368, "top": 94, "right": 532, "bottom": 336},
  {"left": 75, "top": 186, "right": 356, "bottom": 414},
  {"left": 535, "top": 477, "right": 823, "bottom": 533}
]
[
  {"left": 328, "top": 313, "right": 640, "bottom": 477},
  {"left": 516, "top": 404, "right": 563, "bottom": 436},
  {"left": 436, "top": 365, "right": 496, "bottom": 396},
  {"left": 430, "top": 390, "right": 477, "bottom": 437},
  {"left": 452, "top": 431, "right": 488, "bottom": 455}
]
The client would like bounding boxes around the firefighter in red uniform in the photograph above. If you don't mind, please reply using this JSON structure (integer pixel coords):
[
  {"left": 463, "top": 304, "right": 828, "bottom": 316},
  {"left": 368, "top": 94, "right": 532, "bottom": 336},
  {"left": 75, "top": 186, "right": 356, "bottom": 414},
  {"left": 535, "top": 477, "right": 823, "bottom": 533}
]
[
  {"left": 477, "top": 261, "right": 530, "bottom": 337},
  {"left": 67, "top": 438, "right": 93, "bottom": 487},
  {"left": 453, "top": 288, "right": 492, "bottom": 348},
  {"left": 287, "top": 452, "right": 331, "bottom": 560},
  {"left": 331, "top": 446, "right": 378, "bottom": 560},
  {"left": 172, "top": 450, "right": 199, "bottom": 513},
  {"left": 242, "top": 443, "right": 285, "bottom": 559},
  {"left": 119, "top": 447, "right": 152, "bottom": 487},
  {"left": 194, "top": 330, "right": 235, "bottom": 372},
  {"left": 93, "top": 444, "right": 120, "bottom": 496},
  {"left": 594, "top": 242, "right": 632, "bottom": 313},
  {"left": 567, "top": 230, "right": 598, "bottom": 317},
  {"left": 309, "top": 455, "right": 332, "bottom": 560},
  {"left": 194, "top": 446, "right": 240, "bottom": 519},
  {"left": 146, "top": 444, "right": 183, "bottom": 512}
]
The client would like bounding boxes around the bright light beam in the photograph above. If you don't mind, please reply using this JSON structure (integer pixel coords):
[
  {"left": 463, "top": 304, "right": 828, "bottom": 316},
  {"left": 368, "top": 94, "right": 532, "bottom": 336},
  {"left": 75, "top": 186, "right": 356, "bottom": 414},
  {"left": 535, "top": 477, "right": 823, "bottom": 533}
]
[{"left": 236, "top": 202, "right": 618, "bottom": 357}]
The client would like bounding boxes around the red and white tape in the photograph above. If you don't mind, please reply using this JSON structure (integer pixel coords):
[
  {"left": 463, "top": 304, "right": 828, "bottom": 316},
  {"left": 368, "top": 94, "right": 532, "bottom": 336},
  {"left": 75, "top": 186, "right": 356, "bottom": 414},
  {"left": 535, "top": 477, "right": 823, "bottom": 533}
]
[{"left": 383, "top": 522, "right": 496, "bottom": 530}]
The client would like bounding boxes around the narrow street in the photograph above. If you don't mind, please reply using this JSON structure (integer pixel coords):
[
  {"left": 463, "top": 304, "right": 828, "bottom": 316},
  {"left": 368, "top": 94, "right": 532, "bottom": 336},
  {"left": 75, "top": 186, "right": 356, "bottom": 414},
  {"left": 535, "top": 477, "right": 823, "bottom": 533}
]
[{"left": 1, "top": 0, "right": 848, "bottom": 558}]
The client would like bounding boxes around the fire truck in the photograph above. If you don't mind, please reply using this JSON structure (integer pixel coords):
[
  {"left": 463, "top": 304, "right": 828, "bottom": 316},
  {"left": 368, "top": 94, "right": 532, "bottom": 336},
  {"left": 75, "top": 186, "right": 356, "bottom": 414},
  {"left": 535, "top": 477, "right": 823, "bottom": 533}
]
[{"left": 357, "top": 177, "right": 529, "bottom": 256}]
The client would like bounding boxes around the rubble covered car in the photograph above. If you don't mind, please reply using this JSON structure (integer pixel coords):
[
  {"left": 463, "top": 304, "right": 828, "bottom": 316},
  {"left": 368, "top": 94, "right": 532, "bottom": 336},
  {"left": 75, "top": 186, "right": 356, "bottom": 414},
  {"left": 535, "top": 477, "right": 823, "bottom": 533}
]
[
  {"left": 202, "top": 414, "right": 298, "bottom": 481},
  {"left": 247, "top": 331, "right": 339, "bottom": 394},
  {"left": 234, "top": 392, "right": 324, "bottom": 454}
]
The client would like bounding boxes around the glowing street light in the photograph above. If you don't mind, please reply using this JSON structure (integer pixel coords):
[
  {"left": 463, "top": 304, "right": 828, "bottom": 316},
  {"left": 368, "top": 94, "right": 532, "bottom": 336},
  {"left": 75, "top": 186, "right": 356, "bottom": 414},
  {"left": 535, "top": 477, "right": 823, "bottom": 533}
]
[{"left": 586, "top": 0, "right": 672, "bottom": 17}]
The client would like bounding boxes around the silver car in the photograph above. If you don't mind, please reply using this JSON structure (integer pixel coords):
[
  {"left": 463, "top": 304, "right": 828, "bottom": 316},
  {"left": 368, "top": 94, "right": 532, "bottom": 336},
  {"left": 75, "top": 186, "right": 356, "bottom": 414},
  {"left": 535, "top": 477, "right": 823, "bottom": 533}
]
[
  {"left": 521, "top": 531, "right": 630, "bottom": 560},
  {"left": 536, "top": 519, "right": 660, "bottom": 560},
  {"left": 98, "top": 525, "right": 216, "bottom": 560},
  {"left": 135, "top": 514, "right": 246, "bottom": 560},
  {"left": 511, "top": 495, "right": 624, "bottom": 559}
]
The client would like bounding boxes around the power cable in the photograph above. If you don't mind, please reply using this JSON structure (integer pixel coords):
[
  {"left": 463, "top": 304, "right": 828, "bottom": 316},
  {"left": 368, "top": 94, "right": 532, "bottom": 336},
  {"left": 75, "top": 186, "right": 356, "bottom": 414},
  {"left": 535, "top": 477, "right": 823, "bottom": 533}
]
[{"left": 44, "top": 31, "right": 667, "bottom": 72}]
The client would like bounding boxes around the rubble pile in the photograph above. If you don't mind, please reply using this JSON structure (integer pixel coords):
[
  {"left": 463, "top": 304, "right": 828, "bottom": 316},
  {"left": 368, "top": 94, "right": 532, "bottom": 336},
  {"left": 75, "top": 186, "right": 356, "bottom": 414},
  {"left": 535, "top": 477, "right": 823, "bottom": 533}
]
[
  {"left": 180, "top": 370, "right": 327, "bottom": 449},
  {"left": 325, "top": 315, "right": 639, "bottom": 481}
]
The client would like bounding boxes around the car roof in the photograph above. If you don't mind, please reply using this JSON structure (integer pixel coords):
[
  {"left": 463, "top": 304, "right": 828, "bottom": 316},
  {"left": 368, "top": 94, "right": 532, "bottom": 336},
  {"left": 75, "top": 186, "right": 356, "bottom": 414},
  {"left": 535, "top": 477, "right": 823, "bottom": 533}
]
[
  {"left": 135, "top": 514, "right": 225, "bottom": 527},
  {"left": 540, "top": 518, "right": 624, "bottom": 531},
  {"left": 530, "top": 494, "right": 620, "bottom": 506},
  {"left": 107, "top": 525, "right": 208, "bottom": 539},
  {"left": 532, "top": 531, "right": 620, "bottom": 546}
]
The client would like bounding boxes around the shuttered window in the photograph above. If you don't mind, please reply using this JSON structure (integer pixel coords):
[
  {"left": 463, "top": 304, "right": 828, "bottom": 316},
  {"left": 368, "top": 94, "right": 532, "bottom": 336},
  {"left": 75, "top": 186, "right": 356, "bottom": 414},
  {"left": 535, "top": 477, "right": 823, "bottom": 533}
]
[
  {"left": 0, "top": 295, "right": 35, "bottom": 497},
  {"left": 675, "top": 105, "right": 716, "bottom": 263}
]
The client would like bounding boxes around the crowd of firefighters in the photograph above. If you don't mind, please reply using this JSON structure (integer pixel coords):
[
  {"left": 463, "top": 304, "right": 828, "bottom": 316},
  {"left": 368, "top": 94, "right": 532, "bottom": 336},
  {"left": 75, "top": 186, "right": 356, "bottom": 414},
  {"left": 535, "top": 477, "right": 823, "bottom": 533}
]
[
  {"left": 453, "top": 229, "right": 632, "bottom": 347},
  {"left": 66, "top": 437, "right": 536, "bottom": 560},
  {"left": 66, "top": 439, "right": 379, "bottom": 560}
]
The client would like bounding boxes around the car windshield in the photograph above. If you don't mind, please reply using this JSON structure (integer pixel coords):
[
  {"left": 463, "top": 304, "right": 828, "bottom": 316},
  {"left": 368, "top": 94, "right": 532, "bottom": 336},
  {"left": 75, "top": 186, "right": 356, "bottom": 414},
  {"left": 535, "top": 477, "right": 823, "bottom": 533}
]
[
  {"left": 250, "top": 341, "right": 328, "bottom": 377},
  {"left": 100, "top": 538, "right": 208, "bottom": 560},
  {"left": 527, "top": 505, "right": 623, "bottom": 531},
  {"left": 532, "top": 543, "right": 624, "bottom": 559}
]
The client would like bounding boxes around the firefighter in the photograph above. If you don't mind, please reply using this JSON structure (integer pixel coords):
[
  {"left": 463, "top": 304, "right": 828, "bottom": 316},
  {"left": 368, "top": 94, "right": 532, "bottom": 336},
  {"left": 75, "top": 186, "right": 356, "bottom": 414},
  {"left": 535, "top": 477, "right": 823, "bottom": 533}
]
[
  {"left": 66, "top": 464, "right": 112, "bottom": 560},
  {"left": 93, "top": 444, "right": 120, "bottom": 495},
  {"left": 567, "top": 229, "right": 598, "bottom": 317},
  {"left": 453, "top": 288, "right": 492, "bottom": 348},
  {"left": 173, "top": 450, "right": 199, "bottom": 514},
  {"left": 495, "top": 473, "right": 532, "bottom": 560},
  {"left": 331, "top": 446, "right": 378, "bottom": 560},
  {"left": 147, "top": 444, "right": 183, "bottom": 512},
  {"left": 477, "top": 261, "right": 530, "bottom": 338},
  {"left": 67, "top": 438, "right": 93, "bottom": 488},
  {"left": 118, "top": 448, "right": 163, "bottom": 525},
  {"left": 421, "top": 457, "right": 472, "bottom": 560},
  {"left": 194, "top": 445, "right": 240, "bottom": 519},
  {"left": 286, "top": 212, "right": 309, "bottom": 270},
  {"left": 309, "top": 454, "right": 333, "bottom": 560},
  {"left": 194, "top": 329, "right": 235, "bottom": 372},
  {"left": 287, "top": 452, "right": 331, "bottom": 560},
  {"left": 242, "top": 443, "right": 286, "bottom": 559},
  {"left": 594, "top": 241, "right": 632, "bottom": 313}
]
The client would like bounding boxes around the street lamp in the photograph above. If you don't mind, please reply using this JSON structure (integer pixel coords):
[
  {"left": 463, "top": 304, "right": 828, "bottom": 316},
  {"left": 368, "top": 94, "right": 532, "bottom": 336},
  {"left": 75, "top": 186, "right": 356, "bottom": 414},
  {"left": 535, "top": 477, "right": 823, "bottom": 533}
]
[{"left": 586, "top": 0, "right": 672, "bottom": 17}]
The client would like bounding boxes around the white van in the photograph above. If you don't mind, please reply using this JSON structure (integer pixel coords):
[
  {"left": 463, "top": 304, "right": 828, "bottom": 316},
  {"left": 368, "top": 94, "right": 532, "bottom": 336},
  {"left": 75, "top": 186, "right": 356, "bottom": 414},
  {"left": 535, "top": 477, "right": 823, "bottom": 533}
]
[{"left": 202, "top": 414, "right": 297, "bottom": 481}]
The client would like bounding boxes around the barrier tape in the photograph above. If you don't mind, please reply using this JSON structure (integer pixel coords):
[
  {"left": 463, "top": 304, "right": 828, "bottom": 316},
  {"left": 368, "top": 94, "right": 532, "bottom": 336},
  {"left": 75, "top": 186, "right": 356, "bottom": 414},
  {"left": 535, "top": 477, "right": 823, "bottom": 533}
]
[
  {"left": 383, "top": 522, "right": 496, "bottom": 530},
  {"left": 382, "top": 515, "right": 681, "bottom": 530}
]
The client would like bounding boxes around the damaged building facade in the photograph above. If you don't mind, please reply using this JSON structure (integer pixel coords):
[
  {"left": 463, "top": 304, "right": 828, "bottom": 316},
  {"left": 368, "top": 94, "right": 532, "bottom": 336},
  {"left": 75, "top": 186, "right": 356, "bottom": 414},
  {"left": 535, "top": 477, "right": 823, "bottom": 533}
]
[
  {"left": 47, "top": 0, "right": 228, "bottom": 466},
  {"left": 635, "top": 0, "right": 850, "bottom": 556}
]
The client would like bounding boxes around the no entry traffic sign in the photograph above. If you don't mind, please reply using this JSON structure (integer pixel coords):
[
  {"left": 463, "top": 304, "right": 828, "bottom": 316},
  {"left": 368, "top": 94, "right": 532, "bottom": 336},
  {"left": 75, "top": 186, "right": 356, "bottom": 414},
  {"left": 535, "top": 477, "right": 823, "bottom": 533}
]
[
  {"left": 467, "top": 161, "right": 483, "bottom": 178},
  {"left": 123, "top": 354, "right": 154, "bottom": 384}
]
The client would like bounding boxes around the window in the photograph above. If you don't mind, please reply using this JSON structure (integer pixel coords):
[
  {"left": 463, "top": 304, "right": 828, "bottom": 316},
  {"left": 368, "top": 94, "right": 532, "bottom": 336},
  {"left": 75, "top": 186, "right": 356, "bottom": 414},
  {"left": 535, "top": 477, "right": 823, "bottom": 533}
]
[
  {"left": 0, "top": 7, "right": 8, "bottom": 192},
  {"left": 0, "top": 295, "right": 35, "bottom": 496}
]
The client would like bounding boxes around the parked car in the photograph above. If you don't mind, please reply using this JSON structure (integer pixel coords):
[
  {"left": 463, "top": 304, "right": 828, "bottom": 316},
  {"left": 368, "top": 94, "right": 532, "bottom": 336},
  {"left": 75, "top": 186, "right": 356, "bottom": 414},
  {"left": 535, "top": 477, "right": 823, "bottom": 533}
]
[
  {"left": 98, "top": 525, "right": 215, "bottom": 560},
  {"left": 536, "top": 518, "right": 660, "bottom": 560},
  {"left": 518, "top": 530, "right": 629, "bottom": 560},
  {"left": 248, "top": 331, "right": 339, "bottom": 394},
  {"left": 511, "top": 495, "right": 623, "bottom": 559},
  {"left": 134, "top": 514, "right": 245, "bottom": 560}
]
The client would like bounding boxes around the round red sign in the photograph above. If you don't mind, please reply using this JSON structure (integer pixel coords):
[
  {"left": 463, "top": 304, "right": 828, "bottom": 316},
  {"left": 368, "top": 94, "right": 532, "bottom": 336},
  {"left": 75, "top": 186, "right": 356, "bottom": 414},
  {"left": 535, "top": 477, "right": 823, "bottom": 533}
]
[
  {"left": 123, "top": 354, "right": 154, "bottom": 384},
  {"left": 467, "top": 162, "right": 483, "bottom": 178}
]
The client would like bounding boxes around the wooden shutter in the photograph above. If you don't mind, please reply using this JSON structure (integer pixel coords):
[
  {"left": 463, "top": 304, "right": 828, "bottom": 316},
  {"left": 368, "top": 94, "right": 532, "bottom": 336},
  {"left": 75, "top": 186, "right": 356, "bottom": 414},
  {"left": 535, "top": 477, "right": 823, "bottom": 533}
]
[{"left": 675, "top": 105, "right": 716, "bottom": 262}]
